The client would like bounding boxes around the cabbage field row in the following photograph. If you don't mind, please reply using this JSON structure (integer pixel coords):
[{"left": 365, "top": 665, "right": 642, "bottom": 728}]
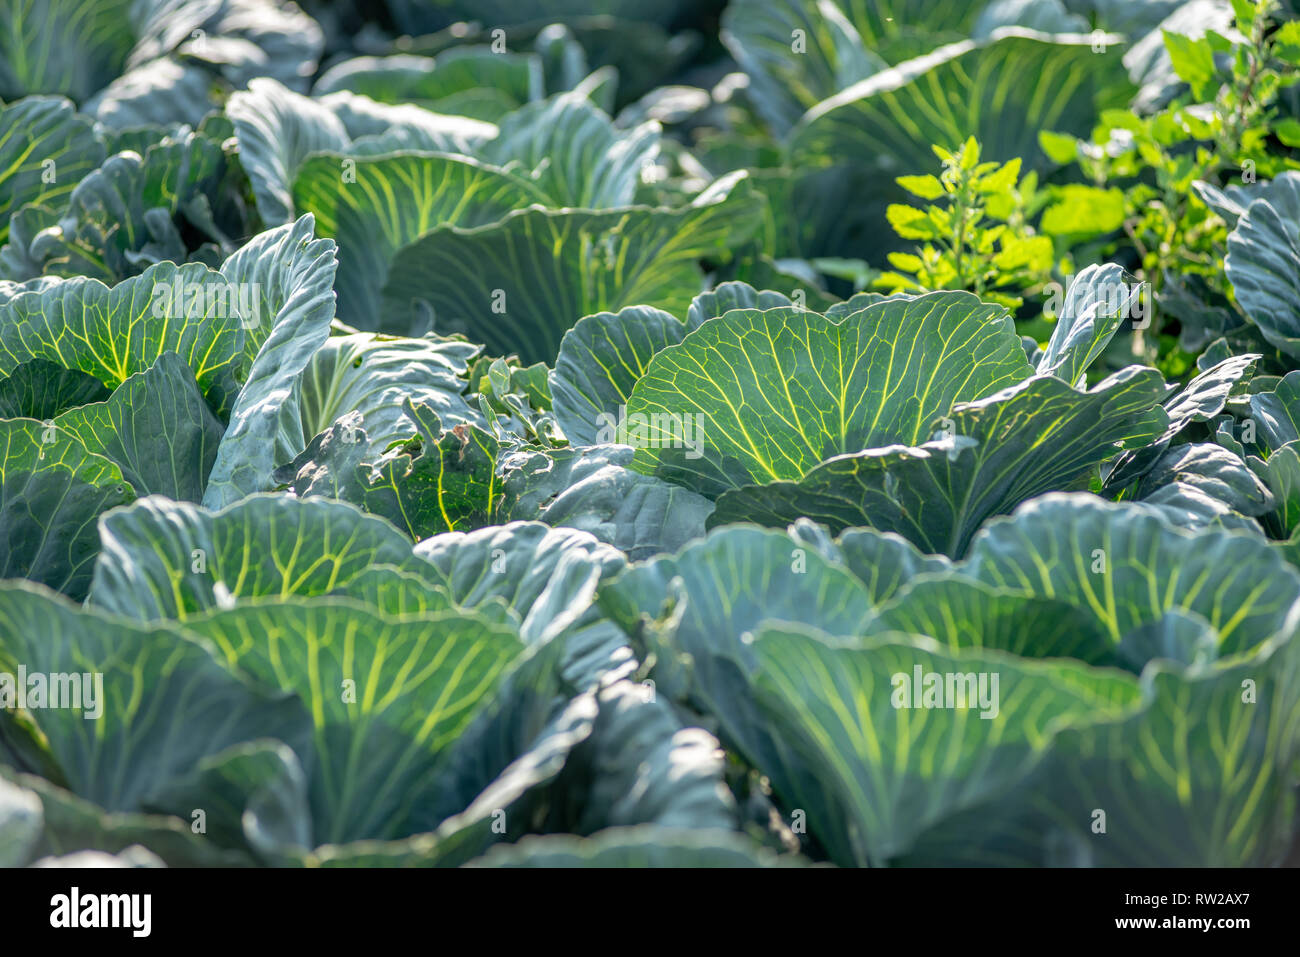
[{"left": 1, "top": 0, "right": 1299, "bottom": 869}]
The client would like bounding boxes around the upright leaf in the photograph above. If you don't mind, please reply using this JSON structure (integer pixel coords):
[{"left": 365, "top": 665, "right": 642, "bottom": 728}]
[
  {"left": 711, "top": 368, "right": 1169, "bottom": 555},
  {"left": 0, "top": 98, "right": 105, "bottom": 243},
  {"left": 0, "top": 261, "right": 245, "bottom": 414},
  {"left": 627, "top": 293, "right": 1032, "bottom": 498},
  {"left": 380, "top": 172, "right": 763, "bottom": 359},
  {"left": 0, "top": 419, "right": 133, "bottom": 599},
  {"left": 550, "top": 305, "right": 685, "bottom": 446},
  {"left": 0, "top": 582, "right": 312, "bottom": 814},
  {"left": 203, "top": 216, "right": 339, "bottom": 507},
  {"left": 88, "top": 495, "right": 422, "bottom": 621},
  {"left": 183, "top": 600, "right": 526, "bottom": 844},
  {"left": 54, "top": 352, "right": 224, "bottom": 501}
]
